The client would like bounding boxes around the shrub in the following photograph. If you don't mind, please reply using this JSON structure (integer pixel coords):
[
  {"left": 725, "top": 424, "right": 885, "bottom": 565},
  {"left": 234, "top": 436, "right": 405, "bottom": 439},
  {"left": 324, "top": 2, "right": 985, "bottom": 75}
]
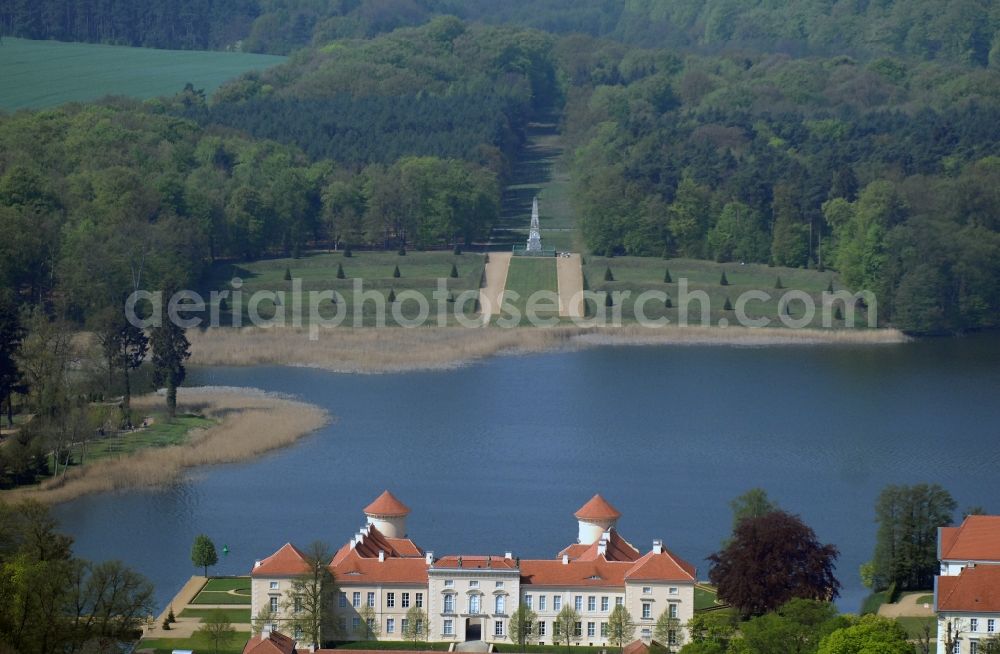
[
  {"left": 450, "top": 264, "right": 458, "bottom": 278},
  {"left": 336, "top": 263, "right": 345, "bottom": 279},
  {"left": 604, "top": 267, "right": 614, "bottom": 282},
  {"left": 664, "top": 268, "right": 672, "bottom": 283},
  {"left": 664, "top": 296, "right": 672, "bottom": 308},
  {"left": 283, "top": 267, "right": 292, "bottom": 281},
  {"left": 399, "top": 246, "right": 406, "bottom": 256},
  {"left": 720, "top": 271, "right": 729, "bottom": 286},
  {"left": 453, "top": 245, "right": 462, "bottom": 255},
  {"left": 827, "top": 279, "right": 835, "bottom": 293},
  {"left": 393, "top": 265, "right": 401, "bottom": 278},
  {"left": 723, "top": 297, "right": 733, "bottom": 311},
  {"left": 835, "top": 306, "right": 843, "bottom": 321},
  {"left": 387, "top": 288, "right": 396, "bottom": 303},
  {"left": 344, "top": 246, "right": 352, "bottom": 257},
  {"left": 605, "top": 292, "right": 613, "bottom": 307},
  {"left": 167, "top": 607, "right": 176, "bottom": 624},
  {"left": 775, "top": 276, "right": 783, "bottom": 289},
  {"left": 447, "top": 292, "right": 455, "bottom": 303},
  {"left": 162, "top": 619, "right": 171, "bottom": 631},
  {"left": 218, "top": 297, "right": 228, "bottom": 313},
  {"left": 484, "top": 253, "right": 490, "bottom": 263}
]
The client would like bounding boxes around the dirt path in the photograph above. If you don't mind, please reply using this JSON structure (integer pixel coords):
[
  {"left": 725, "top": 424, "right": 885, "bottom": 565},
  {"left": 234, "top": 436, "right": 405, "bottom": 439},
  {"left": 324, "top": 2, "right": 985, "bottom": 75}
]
[
  {"left": 479, "top": 252, "right": 512, "bottom": 322},
  {"left": 556, "top": 254, "right": 584, "bottom": 319},
  {"left": 144, "top": 575, "right": 206, "bottom": 637},
  {"left": 878, "top": 592, "right": 935, "bottom": 618}
]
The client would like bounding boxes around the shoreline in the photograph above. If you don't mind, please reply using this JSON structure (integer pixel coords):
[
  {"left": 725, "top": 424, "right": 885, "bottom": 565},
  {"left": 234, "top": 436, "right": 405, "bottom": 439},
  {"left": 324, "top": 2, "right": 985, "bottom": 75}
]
[
  {"left": 1, "top": 387, "right": 329, "bottom": 504},
  {"left": 187, "top": 324, "right": 909, "bottom": 374}
]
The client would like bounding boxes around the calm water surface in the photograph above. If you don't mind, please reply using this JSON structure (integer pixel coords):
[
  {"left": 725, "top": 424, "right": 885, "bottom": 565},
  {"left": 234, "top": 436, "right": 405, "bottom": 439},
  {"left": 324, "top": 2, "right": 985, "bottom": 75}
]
[{"left": 53, "top": 336, "right": 1000, "bottom": 613}]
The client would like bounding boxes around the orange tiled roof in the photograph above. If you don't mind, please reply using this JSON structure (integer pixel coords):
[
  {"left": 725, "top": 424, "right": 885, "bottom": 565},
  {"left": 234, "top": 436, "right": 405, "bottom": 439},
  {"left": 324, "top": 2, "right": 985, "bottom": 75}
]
[
  {"left": 570, "top": 529, "right": 641, "bottom": 563},
  {"left": 575, "top": 494, "right": 622, "bottom": 521},
  {"left": 559, "top": 543, "right": 591, "bottom": 560},
  {"left": 940, "top": 516, "right": 1000, "bottom": 561},
  {"left": 364, "top": 490, "right": 411, "bottom": 517},
  {"left": 625, "top": 549, "right": 696, "bottom": 581},
  {"left": 252, "top": 543, "right": 310, "bottom": 577},
  {"left": 333, "top": 547, "right": 429, "bottom": 585},
  {"left": 331, "top": 525, "right": 423, "bottom": 565},
  {"left": 938, "top": 565, "right": 1000, "bottom": 612},
  {"left": 432, "top": 555, "right": 518, "bottom": 570},
  {"left": 520, "top": 558, "right": 632, "bottom": 587},
  {"left": 244, "top": 631, "right": 296, "bottom": 654},
  {"left": 386, "top": 537, "right": 424, "bottom": 557}
]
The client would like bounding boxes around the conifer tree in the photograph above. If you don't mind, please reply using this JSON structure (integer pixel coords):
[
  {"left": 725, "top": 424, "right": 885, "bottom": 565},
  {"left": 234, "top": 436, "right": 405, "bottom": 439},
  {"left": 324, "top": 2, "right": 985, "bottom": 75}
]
[
  {"left": 393, "top": 265, "right": 401, "bottom": 278},
  {"left": 664, "top": 268, "right": 672, "bottom": 283},
  {"left": 336, "top": 263, "right": 345, "bottom": 279},
  {"left": 283, "top": 267, "right": 292, "bottom": 281},
  {"left": 775, "top": 276, "right": 783, "bottom": 289},
  {"left": 387, "top": 288, "right": 396, "bottom": 303},
  {"left": 450, "top": 264, "right": 458, "bottom": 278},
  {"left": 604, "top": 266, "right": 614, "bottom": 282},
  {"left": 720, "top": 271, "right": 729, "bottom": 286},
  {"left": 723, "top": 297, "right": 733, "bottom": 311}
]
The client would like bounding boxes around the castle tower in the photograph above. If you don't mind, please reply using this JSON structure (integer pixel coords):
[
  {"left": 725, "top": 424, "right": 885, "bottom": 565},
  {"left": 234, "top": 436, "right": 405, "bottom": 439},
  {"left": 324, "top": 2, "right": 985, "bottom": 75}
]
[
  {"left": 574, "top": 494, "right": 621, "bottom": 545},
  {"left": 526, "top": 196, "right": 542, "bottom": 252},
  {"left": 364, "top": 490, "right": 411, "bottom": 538}
]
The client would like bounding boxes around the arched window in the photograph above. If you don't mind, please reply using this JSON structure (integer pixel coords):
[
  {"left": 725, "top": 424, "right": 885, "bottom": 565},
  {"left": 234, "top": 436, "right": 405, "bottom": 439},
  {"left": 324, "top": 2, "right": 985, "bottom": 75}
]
[
  {"left": 444, "top": 594, "right": 455, "bottom": 613},
  {"left": 469, "top": 594, "right": 481, "bottom": 614},
  {"left": 495, "top": 595, "right": 505, "bottom": 614}
]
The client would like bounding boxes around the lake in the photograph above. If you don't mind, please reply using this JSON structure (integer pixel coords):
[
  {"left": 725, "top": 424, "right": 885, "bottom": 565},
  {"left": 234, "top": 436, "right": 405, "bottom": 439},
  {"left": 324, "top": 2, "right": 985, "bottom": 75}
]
[{"left": 52, "top": 334, "right": 1000, "bottom": 613}]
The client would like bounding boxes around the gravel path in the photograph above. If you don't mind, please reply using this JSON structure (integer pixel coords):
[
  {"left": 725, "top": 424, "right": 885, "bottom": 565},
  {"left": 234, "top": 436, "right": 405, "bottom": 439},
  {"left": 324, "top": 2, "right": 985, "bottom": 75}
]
[
  {"left": 479, "top": 252, "right": 512, "bottom": 322},
  {"left": 556, "top": 253, "right": 584, "bottom": 319}
]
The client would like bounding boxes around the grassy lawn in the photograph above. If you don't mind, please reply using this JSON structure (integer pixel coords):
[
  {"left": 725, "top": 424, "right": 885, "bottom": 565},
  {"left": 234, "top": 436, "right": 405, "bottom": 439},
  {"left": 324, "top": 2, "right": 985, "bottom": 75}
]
[
  {"left": 895, "top": 616, "right": 935, "bottom": 639},
  {"left": 140, "top": 630, "right": 250, "bottom": 654},
  {"left": 191, "top": 591, "right": 251, "bottom": 605},
  {"left": 332, "top": 642, "right": 452, "bottom": 651},
  {"left": 914, "top": 594, "right": 934, "bottom": 605},
  {"left": 204, "top": 251, "right": 485, "bottom": 326},
  {"left": 191, "top": 578, "right": 252, "bottom": 605},
  {"left": 585, "top": 256, "right": 870, "bottom": 329},
  {"left": 202, "top": 578, "right": 253, "bottom": 593},
  {"left": 494, "top": 645, "right": 607, "bottom": 654},
  {"left": 695, "top": 585, "right": 723, "bottom": 611},
  {"left": 502, "top": 256, "right": 560, "bottom": 324},
  {"left": 0, "top": 38, "right": 284, "bottom": 111},
  {"left": 860, "top": 590, "right": 892, "bottom": 615},
  {"left": 70, "top": 414, "right": 213, "bottom": 463},
  {"left": 179, "top": 607, "right": 252, "bottom": 623}
]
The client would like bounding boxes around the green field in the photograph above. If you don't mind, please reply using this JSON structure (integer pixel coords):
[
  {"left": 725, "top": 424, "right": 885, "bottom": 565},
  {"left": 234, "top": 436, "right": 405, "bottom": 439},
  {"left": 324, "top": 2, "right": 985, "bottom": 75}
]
[
  {"left": 201, "top": 578, "right": 253, "bottom": 592},
  {"left": 205, "top": 250, "right": 485, "bottom": 327},
  {"left": 585, "top": 256, "right": 871, "bottom": 329},
  {"left": 0, "top": 38, "right": 285, "bottom": 111},
  {"left": 179, "top": 607, "right": 252, "bottom": 623},
  {"left": 894, "top": 616, "right": 935, "bottom": 639},
  {"left": 190, "top": 577, "right": 252, "bottom": 605},
  {"left": 695, "top": 585, "right": 723, "bottom": 612},
  {"left": 502, "top": 257, "right": 560, "bottom": 324},
  {"left": 141, "top": 630, "right": 251, "bottom": 654}
]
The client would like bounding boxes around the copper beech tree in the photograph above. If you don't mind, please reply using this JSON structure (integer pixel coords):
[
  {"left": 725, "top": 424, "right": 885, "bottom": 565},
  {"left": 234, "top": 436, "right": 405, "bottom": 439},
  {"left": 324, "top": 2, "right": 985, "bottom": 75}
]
[{"left": 708, "top": 510, "right": 840, "bottom": 618}]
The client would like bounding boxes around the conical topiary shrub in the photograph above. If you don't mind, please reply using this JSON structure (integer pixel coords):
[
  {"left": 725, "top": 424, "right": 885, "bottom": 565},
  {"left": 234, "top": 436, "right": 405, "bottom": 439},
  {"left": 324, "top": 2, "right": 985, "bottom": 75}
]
[
  {"left": 664, "top": 268, "right": 672, "bottom": 284},
  {"left": 827, "top": 279, "right": 835, "bottom": 293},
  {"left": 283, "top": 267, "right": 292, "bottom": 281},
  {"left": 450, "top": 264, "right": 458, "bottom": 278},
  {"left": 604, "top": 266, "right": 614, "bottom": 282},
  {"left": 218, "top": 297, "right": 228, "bottom": 313},
  {"left": 393, "top": 265, "right": 401, "bottom": 278},
  {"left": 720, "top": 271, "right": 729, "bottom": 286},
  {"left": 664, "top": 296, "right": 672, "bottom": 309},
  {"left": 336, "top": 263, "right": 345, "bottom": 279},
  {"left": 344, "top": 246, "right": 352, "bottom": 258},
  {"left": 605, "top": 292, "right": 614, "bottom": 307},
  {"left": 723, "top": 296, "right": 733, "bottom": 311},
  {"left": 387, "top": 288, "right": 396, "bottom": 303},
  {"left": 484, "top": 252, "right": 490, "bottom": 263},
  {"left": 447, "top": 292, "right": 455, "bottom": 303},
  {"left": 834, "top": 306, "right": 843, "bottom": 321},
  {"left": 453, "top": 245, "right": 462, "bottom": 255},
  {"left": 167, "top": 607, "right": 176, "bottom": 624},
  {"left": 775, "top": 276, "right": 783, "bottom": 289}
]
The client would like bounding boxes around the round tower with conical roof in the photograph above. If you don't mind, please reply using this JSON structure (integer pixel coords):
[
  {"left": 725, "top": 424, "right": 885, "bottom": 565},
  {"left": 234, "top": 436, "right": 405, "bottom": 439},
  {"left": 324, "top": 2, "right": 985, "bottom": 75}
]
[
  {"left": 574, "top": 494, "right": 621, "bottom": 544},
  {"left": 364, "top": 490, "right": 411, "bottom": 538}
]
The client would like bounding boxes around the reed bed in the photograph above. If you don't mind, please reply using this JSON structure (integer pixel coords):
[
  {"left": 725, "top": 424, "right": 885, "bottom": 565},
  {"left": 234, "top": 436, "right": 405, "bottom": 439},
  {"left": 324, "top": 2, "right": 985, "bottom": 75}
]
[
  {"left": 3, "top": 388, "right": 328, "bottom": 504},
  {"left": 187, "top": 324, "right": 908, "bottom": 373}
]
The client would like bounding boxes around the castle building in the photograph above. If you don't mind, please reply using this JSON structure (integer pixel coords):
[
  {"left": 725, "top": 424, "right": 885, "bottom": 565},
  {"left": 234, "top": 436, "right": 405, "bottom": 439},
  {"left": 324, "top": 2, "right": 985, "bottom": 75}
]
[
  {"left": 250, "top": 491, "right": 696, "bottom": 647},
  {"left": 935, "top": 515, "right": 1000, "bottom": 654}
]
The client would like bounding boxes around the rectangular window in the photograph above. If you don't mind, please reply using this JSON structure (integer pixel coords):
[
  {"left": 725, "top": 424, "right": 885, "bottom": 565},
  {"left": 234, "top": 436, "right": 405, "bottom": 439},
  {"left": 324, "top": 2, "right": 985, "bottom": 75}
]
[
  {"left": 600, "top": 623, "right": 608, "bottom": 638},
  {"left": 496, "top": 581, "right": 505, "bottom": 588},
  {"left": 353, "top": 592, "right": 361, "bottom": 608},
  {"left": 668, "top": 630, "right": 677, "bottom": 645},
  {"left": 402, "top": 619, "right": 408, "bottom": 634},
  {"left": 352, "top": 617, "right": 360, "bottom": 632},
  {"left": 387, "top": 618, "right": 395, "bottom": 634},
  {"left": 972, "top": 618, "right": 979, "bottom": 632},
  {"left": 470, "top": 595, "right": 481, "bottom": 614},
  {"left": 495, "top": 595, "right": 506, "bottom": 614},
  {"left": 367, "top": 618, "right": 376, "bottom": 632},
  {"left": 339, "top": 592, "right": 348, "bottom": 608},
  {"left": 416, "top": 593, "right": 424, "bottom": 608},
  {"left": 641, "top": 628, "right": 651, "bottom": 639},
  {"left": 642, "top": 587, "right": 652, "bottom": 595},
  {"left": 269, "top": 596, "right": 278, "bottom": 612},
  {"left": 954, "top": 641, "right": 961, "bottom": 654},
  {"left": 470, "top": 580, "right": 480, "bottom": 588},
  {"left": 495, "top": 621, "right": 504, "bottom": 636},
  {"left": 538, "top": 621, "right": 547, "bottom": 636},
  {"left": 539, "top": 595, "right": 547, "bottom": 611},
  {"left": 269, "top": 581, "right": 279, "bottom": 590},
  {"left": 367, "top": 592, "right": 375, "bottom": 607},
  {"left": 642, "top": 603, "right": 651, "bottom": 619},
  {"left": 615, "top": 597, "right": 624, "bottom": 607},
  {"left": 669, "top": 604, "right": 678, "bottom": 619},
  {"left": 574, "top": 622, "right": 582, "bottom": 637},
  {"left": 554, "top": 622, "right": 561, "bottom": 637},
  {"left": 669, "top": 587, "right": 678, "bottom": 595},
  {"left": 971, "top": 642, "right": 979, "bottom": 654},
  {"left": 601, "top": 597, "right": 609, "bottom": 612},
  {"left": 402, "top": 592, "right": 410, "bottom": 608},
  {"left": 445, "top": 580, "right": 454, "bottom": 587},
  {"left": 554, "top": 596, "right": 562, "bottom": 611},
  {"left": 294, "top": 597, "right": 303, "bottom": 613},
  {"left": 387, "top": 592, "right": 395, "bottom": 608},
  {"left": 574, "top": 596, "right": 583, "bottom": 611},
  {"left": 444, "top": 619, "right": 454, "bottom": 636},
  {"left": 990, "top": 619, "right": 996, "bottom": 633},
  {"left": 587, "top": 622, "right": 595, "bottom": 637},
  {"left": 416, "top": 619, "right": 423, "bottom": 635},
  {"left": 588, "top": 596, "right": 596, "bottom": 612},
  {"left": 444, "top": 594, "right": 455, "bottom": 614},
  {"left": 525, "top": 594, "right": 533, "bottom": 609}
]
